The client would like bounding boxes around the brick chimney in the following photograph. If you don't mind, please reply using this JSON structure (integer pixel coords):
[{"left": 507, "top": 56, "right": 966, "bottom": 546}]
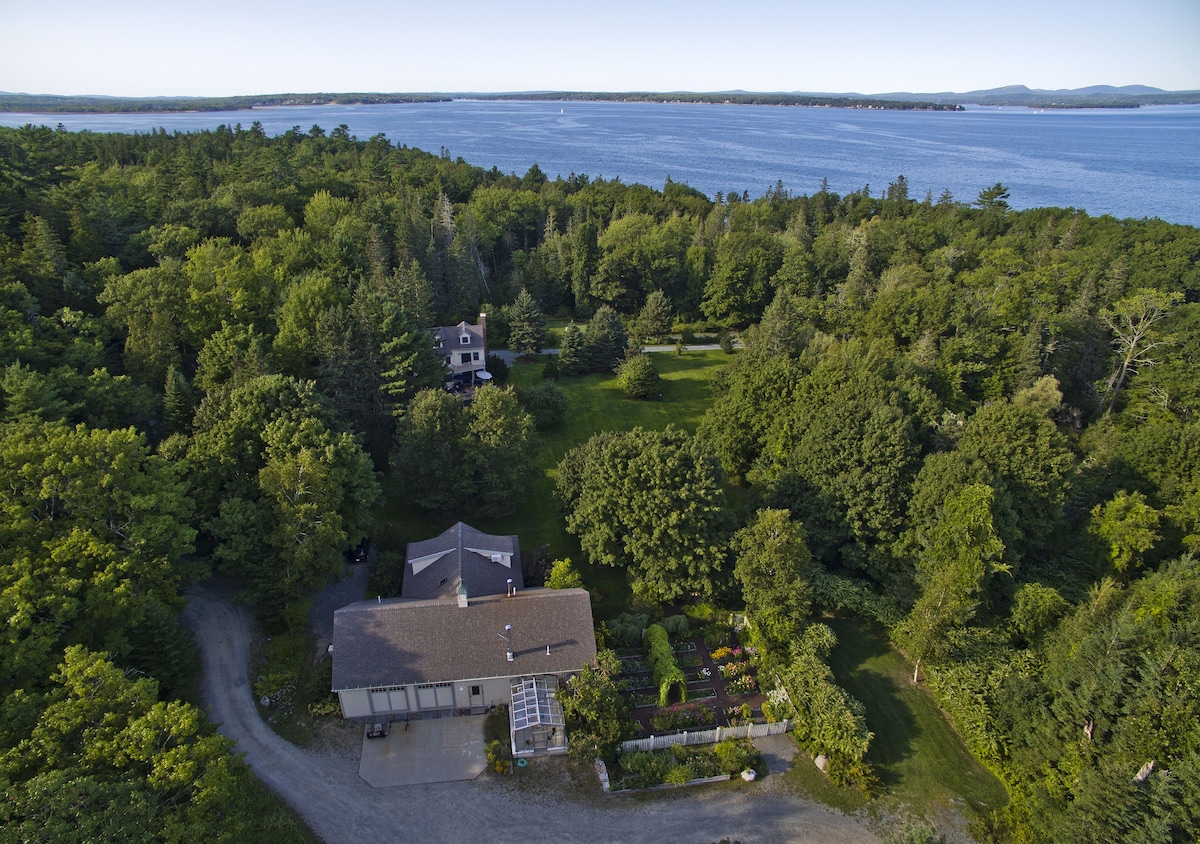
[{"left": 478, "top": 312, "right": 487, "bottom": 348}]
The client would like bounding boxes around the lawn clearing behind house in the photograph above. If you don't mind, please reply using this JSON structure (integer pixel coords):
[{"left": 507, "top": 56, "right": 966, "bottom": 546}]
[
  {"left": 823, "top": 617, "right": 1009, "bottom": 821},
  {"left": 376, "top": 349, "right": 733, "bottom": 618}
]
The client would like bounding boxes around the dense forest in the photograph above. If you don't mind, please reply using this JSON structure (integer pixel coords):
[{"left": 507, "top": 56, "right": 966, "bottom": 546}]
[{"left": 1, "top": 120, "right": 1198, "bottom": 841}]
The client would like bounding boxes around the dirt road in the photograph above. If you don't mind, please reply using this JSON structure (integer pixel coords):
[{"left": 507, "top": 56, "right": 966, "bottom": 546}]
[{"left": 182, "top": 582, "right": 879, "bottom": 844}]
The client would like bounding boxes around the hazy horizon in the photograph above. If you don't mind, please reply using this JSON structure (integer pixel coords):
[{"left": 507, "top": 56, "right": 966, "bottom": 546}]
[{"left": 2, "top": 0, "right": 1197, "bottom": 99}]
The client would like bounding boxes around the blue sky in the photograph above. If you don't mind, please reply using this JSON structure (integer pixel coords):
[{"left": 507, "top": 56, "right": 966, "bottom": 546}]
[{"left": 2, "top": 0, "right": 1198, "bottom": 97}]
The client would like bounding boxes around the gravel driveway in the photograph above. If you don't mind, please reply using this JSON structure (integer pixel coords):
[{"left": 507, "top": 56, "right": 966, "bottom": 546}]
[{"left": 183, "top": 581, "right": 879, "bottom": 844}]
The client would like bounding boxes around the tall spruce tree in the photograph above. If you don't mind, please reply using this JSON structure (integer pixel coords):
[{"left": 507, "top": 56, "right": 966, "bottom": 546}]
[{"left": 504, "top": 288, "right": 546, "bottom": 357}]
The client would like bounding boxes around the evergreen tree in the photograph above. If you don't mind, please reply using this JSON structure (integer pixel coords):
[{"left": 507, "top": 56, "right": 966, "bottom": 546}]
[
  {"left": 557, "top": 321, "right": 586, "bottom": 376},
  {"left": 615, "top": 352, "right": 660, "bottom": 400},
  {"left": 583, "top": 305, "right": 627, "bottom": 374},
  {"left": 634, "top": 289, "right": 673, "bottom": 343},
  {"left": 504, "top": 287, "right": 546, "bottom": 356},
  {"left": 162, "top": 367, "right": 195, "bottom": 436}
]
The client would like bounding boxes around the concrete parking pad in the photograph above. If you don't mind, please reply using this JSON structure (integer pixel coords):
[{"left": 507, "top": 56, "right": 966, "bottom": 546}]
[{"left": 359, "top": 715, "right": 488, "bottom": 787}]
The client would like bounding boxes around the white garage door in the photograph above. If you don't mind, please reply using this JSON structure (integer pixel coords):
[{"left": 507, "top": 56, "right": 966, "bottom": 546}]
[
  {"left": 416, "top": 683, "right": 454, "bottom": 710},
  {"left": 369, "top": 687, "right": 409, "bottom": 714}
]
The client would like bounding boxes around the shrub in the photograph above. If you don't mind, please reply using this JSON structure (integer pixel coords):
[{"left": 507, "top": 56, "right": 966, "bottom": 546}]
[
  {"left": 665, "top": 764, "right": 695, "bottom": 785},
  {"left": 484, "top": 353, "right": 509, "bottom": 385},
  {"left": 545, "top": 556, "right": 585, "bottom": 589},
  {"left": 517, "top": 382, "right": 568, "bottom": 430},
  {"left": 683, "top": 602, "right": 718, "bottom": 623},
  {"left": 714, "top": 740, "right": 760, "bottom": 775},
  {"left": 660, "top": 614, "right": 690, "bottom": 639},
  {"left": 484, "top": 704, "right": 511, "bottom": 746},
  {"left": 827, "top": 757, "right": 883, "bottom": 795},
  {"left": 486, "top": 739, "right": 511, "bottom": 774},
  {"left": 616, "top": 353, "right": 661, "bottom": 400},
  {"left": 300, "top": 655, "right": 338, "bottom": 717},
  {"left": 607, "top": 612, "right": 648, "bottom": 648},
  {"left": 703, "top": 624, "right": 733, "bottom": 648}
]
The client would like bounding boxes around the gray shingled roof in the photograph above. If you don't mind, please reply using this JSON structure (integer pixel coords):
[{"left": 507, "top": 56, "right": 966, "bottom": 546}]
[
  {"left": 402, "top": 522, "right": 523, "bottom": 601},
  {"left": 331, "top": 588, "right": 596, "bottom": 691},
  {"left": 433, "top": 320, "right": 486, "bottom": 353}
]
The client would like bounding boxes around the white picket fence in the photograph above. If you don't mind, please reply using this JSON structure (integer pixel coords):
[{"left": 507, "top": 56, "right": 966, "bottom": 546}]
[{"left": 618, "top": 719, "right": 791, "bottom": 753}]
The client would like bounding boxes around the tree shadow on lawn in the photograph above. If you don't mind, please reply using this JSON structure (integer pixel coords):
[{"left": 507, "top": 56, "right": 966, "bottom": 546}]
[
  {"left": 826, "top": 617, "right": 920, "bottom": 789},
  {"left": 825, "top": 617, "right": 1009, "bottom": 814}
]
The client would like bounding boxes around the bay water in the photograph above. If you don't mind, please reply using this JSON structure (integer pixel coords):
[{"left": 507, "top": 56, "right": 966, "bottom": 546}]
[{"left": 3, "top": 100, "right": 1198, "bottom": 226}]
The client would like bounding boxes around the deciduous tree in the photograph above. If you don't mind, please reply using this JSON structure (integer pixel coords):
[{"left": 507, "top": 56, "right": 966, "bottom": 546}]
[{"left": 556, "top": 426, "right": 733, "bottom": 603}]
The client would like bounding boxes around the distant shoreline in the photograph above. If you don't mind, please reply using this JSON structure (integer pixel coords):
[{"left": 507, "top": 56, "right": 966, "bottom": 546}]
[
  {"left": 3, "top": 88, "right": 1199, "bottom": 115},
  {"left": 0, "top": 91, "right": 959, "bottom": 115}
]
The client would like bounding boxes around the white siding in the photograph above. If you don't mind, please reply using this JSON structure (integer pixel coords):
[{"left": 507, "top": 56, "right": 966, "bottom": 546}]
[{"left": 339, "top": 689, "right": 371, "bottom": 718}]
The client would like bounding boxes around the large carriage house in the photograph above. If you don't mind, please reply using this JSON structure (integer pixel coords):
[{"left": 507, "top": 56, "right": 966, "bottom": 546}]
[{"left": 331, "top": 523, "right": 596, "bottom": 757}]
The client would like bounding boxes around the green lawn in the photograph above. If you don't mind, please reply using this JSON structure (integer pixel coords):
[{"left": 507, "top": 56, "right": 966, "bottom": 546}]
[
  {"left": 823, "top": 617, "right": 1009, "bottom": 819},
  {"left": 375, "top": 349, "right": 734, "bottom": 618}
]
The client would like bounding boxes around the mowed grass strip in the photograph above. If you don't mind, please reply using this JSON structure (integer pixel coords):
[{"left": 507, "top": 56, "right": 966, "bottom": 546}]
[{"left": 825, "top": 617, "right": 1009, "bottom": 818}]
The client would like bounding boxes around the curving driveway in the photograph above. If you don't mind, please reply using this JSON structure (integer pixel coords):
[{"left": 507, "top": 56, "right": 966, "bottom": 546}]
[{"left": 183, "top": 581, "right": 879, "bottom": 844}]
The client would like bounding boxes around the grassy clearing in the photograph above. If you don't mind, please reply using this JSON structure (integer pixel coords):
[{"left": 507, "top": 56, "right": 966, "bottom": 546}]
[
  {"left": 375, "top": 349, "right": 734, "bottom": 618},
  {"left": 823, "top": 617, "right": 1009, "bottom": 822}
]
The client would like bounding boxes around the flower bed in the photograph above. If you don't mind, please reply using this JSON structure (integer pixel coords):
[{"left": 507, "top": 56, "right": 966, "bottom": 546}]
[
  {"left": 718, "top": 660, "right": 750, "bottom": 679},
  {"left": 726, "top": 674, "right": 759, "bottom": 695},
  {"left": 710, "top": 646, "right": 755, "bottom": 663},
  {"left": 725, "top": 703, "right": 755, "bottom": 725},
  {"left": 650, "top": 702, "right": 717, "bottom": 732}
]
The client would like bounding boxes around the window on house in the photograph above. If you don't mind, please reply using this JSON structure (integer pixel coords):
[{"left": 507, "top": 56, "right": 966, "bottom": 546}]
[
  {"left": 472, "top": 351, "right": 480, "bottom": 361},
  {"left": 470, "top": 685, "right": 481, "bottom": 696},
  {"left": 460, "top": 353, "right": 472, "bottom": 365},
  {"left": 460, "top": 334, "right": 471, "bottom": 344}
]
